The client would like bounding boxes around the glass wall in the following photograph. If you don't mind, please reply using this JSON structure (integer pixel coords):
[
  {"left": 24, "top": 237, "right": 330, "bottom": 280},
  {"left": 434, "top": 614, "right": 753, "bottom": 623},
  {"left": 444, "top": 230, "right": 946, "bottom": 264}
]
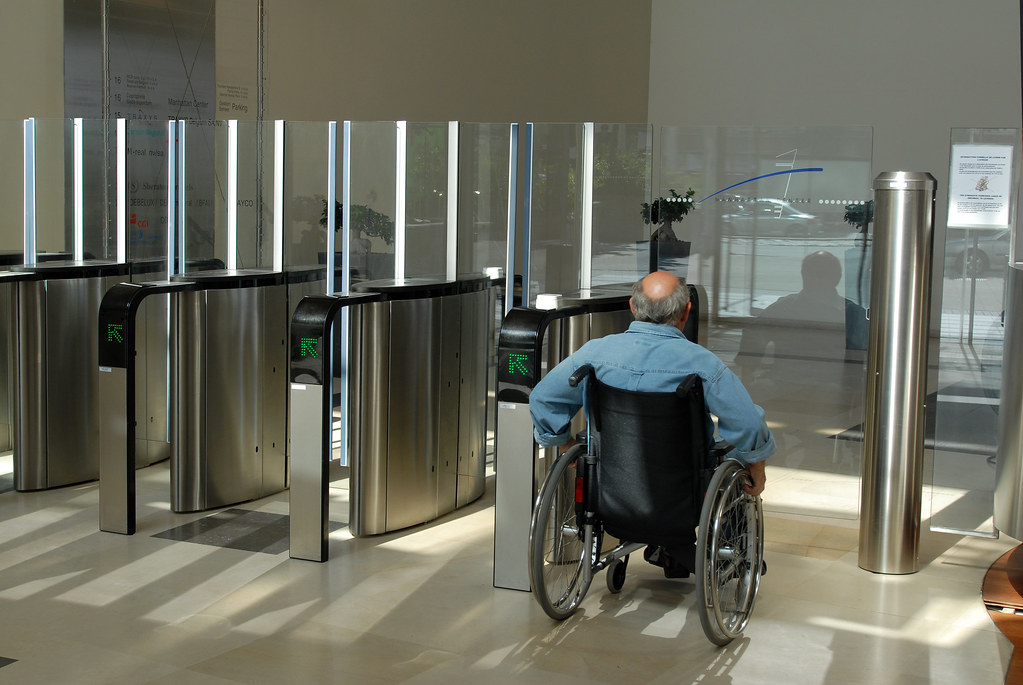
[
  {"left": 660, "top": 125, "right": 874, "bottom": 519},
  {"left": 456, "top": 123, "right": 513, "bottom": 278},
  {"left": 930, "top": 128, "right": 1020, "bottom": 536},
  {"left": 526, "top": 123, "right": 653, "bottom": 301}
]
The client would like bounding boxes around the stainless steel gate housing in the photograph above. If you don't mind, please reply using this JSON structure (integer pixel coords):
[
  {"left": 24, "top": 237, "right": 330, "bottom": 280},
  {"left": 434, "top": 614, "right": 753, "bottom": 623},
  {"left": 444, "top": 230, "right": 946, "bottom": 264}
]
[{"left": 348, "top": 277, "right": 491, "bottom": 536}]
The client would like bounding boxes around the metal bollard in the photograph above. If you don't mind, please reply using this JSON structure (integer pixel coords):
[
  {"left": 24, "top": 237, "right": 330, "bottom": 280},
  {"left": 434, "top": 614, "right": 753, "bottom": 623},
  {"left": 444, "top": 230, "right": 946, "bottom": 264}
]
[{"left": 858, "top": 171, "right": 937, "bottom": 574}]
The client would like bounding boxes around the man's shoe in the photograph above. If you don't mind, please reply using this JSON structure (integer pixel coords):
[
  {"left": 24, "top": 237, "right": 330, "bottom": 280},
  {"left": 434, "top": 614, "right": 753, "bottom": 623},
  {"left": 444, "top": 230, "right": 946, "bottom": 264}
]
[
  {"left": 644, "top": 545, "right": 667, "bottom": 567},
  {"left": 644, "top": 545, "right": 691, "bottom": 578},
  {"left": 663, "top": 557, "right": 691, "bottom": 579}
]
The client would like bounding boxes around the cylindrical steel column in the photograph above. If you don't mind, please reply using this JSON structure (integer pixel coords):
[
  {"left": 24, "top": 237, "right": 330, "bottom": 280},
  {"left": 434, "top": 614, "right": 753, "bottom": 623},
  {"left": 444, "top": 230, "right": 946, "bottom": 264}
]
[
  {"left": 859, "top": 171, "right": 936, "bottom": 574},
  {"left": 995, "top": 265, "right": 1023, "bottom": 539}
]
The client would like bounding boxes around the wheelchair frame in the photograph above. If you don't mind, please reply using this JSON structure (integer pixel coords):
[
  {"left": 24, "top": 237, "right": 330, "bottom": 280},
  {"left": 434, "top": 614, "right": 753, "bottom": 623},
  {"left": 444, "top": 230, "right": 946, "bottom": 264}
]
[{"left": 526, "top": 371, "right": 765, "bottom": 646}]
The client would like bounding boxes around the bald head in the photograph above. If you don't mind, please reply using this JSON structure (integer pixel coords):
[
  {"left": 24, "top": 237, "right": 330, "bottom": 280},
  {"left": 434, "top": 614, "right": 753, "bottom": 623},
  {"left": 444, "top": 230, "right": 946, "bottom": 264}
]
[
  {"left": 630, "top": 271, "right": 691, "bottom": 325},
  {"left": 641, "top": 270, "right": 681, "bottom": 300}
]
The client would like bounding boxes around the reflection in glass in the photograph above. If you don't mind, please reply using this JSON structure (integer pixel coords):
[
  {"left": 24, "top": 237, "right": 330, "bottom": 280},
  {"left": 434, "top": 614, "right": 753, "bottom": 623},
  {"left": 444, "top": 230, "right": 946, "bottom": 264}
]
[
  {"left": 126, "top": 120, "right": 172, "bottom": 276},
  {"left": 591, "top": 124, "right": 652, "bottom": 287},
  {"left": 528, "top": 124, "right": 584, "bottom": 301},
  {"left": 283, "top": 121, "right": 330, "bottom": 272},
  {"left": 661, "top": 126, "right": 874, "bottom": 519},
  {"left": 349, "top": 122, "right": 397, "bottom": 282},
  {"left": 405, "top": 122, "right": 449, "bottom": 280}
]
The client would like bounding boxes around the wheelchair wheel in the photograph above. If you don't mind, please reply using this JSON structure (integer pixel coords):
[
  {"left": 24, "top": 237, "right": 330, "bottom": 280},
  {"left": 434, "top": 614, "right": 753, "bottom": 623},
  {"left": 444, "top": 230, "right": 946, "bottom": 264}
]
[
  {"left": 695, "top": 460, "right": 765, "bottom": 646},
  {"left": 605, "top": 555, "right": 629, "bottom": 594},
  {"left": 528, "top": 445, "right": 598, "bottom": 620}
]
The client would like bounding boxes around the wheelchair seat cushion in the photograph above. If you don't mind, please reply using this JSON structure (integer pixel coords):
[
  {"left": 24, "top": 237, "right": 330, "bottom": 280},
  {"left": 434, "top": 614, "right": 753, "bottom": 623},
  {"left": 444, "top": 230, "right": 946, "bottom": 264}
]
[{"left": 593, "top": 375, "right": 711, "bottom": 550}]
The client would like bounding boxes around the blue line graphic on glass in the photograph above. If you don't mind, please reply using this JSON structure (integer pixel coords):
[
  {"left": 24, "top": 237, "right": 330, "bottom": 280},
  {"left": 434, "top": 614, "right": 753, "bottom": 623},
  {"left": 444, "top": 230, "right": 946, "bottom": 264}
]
[{"left": 697, "top": 168, "right": 824, "bottom": 204}]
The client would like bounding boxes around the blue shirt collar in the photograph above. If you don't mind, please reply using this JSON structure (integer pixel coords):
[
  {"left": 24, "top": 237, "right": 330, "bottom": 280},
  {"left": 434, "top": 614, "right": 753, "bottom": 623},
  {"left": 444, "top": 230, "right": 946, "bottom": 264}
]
[{"left": 627, "top": 320, "right": 686, "bottom": 338}]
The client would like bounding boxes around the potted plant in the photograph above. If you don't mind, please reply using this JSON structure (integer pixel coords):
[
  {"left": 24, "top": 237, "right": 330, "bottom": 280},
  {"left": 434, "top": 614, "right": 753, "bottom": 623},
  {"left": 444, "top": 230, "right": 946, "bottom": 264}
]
[
  {"left": 320, "top": 200, "right": 395, "bottom": 246},
  {"left": 641, "top": 187, "right": 696, "bottom": 242},
  {"left": 641, "top": 187, "right": 696, "bottom": 274}
]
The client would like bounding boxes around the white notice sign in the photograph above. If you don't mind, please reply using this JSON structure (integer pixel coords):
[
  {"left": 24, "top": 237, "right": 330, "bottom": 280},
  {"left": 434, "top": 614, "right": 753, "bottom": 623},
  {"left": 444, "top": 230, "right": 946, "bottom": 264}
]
[{"left": 948, "top": 144, "right": 1014, "bottom": 228}]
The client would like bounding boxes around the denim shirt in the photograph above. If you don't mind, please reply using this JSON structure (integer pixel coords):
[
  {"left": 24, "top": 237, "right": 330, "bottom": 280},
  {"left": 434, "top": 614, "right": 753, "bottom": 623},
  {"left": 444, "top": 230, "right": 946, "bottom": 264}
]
[{"left": 529, "top": 321, "right": 776, "bottom": 464}]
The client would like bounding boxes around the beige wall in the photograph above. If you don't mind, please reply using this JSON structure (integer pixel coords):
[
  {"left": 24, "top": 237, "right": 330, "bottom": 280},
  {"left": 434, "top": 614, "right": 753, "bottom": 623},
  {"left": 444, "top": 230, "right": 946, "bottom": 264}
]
[
  {"left": 0, "top": 0, "right": 64, "bottom": 251},
  {"left": 648, "top": 0, "right": 1020, "bottom": 182},
  {"left": 648, "top": 0, "right": 1022, "bottom": 327},
  {"left": 263, "top": 0, "right": 652, "bottom": 123},
  {"left": 0, "top": 0, "right": 64, "bottom": 119}
]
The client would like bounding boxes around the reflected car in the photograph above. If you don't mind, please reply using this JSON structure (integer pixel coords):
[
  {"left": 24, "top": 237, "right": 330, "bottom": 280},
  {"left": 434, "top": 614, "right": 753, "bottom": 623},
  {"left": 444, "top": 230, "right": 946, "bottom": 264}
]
[
  {"left": 719, "top": 198, "right": 824, "bottom": 238},
  {"left": 944, "top": 229, "right": 1010, "bottom": 278}
]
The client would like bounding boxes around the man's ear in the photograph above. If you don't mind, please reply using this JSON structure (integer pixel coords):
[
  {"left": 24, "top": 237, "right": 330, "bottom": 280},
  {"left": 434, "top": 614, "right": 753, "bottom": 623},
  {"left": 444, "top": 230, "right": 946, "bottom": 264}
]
[
  {"left": 677, "top": 301, "right": 693, "bottom": 331},
  {"left": 629, "top": 297, "right": 636, "bottom": 315}
]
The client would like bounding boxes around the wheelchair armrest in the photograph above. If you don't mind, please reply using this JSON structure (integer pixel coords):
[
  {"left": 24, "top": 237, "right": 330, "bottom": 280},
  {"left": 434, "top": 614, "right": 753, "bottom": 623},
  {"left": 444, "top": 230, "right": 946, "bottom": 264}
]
[{"left": 709, "top": 441, "right": 735, "bottom": 459}]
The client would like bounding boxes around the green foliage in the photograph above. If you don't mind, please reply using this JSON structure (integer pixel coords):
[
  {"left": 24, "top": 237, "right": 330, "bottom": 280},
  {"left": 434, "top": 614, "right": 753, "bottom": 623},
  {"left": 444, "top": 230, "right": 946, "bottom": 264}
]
[
  {"left": 320, "top": 200, "right": 396, "bottom": 246},
  {"left": 843, "top": 200, "right": 873, "bottom": 233},
  {"left": 641, "top": 188, "right": 696, "bottom": 225}
]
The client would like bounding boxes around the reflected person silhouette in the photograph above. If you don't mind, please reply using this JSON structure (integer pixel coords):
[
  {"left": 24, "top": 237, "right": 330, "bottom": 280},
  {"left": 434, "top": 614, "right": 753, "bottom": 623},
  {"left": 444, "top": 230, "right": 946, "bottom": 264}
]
[{"left": 736, "top": 250, "right": 867, "bottom": 408}]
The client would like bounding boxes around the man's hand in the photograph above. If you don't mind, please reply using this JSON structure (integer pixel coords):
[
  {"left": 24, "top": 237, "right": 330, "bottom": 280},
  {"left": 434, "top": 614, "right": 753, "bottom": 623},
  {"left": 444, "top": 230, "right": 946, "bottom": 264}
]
[{"left": 743, "top": 460, "right": 766, "bottom": 497}]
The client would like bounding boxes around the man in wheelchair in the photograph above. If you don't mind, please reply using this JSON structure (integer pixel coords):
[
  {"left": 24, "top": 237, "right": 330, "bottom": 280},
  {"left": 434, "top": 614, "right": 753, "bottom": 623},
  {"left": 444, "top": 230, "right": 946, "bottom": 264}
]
[{"left": 529, "top": 270, "right": 775, "bottom": 580}]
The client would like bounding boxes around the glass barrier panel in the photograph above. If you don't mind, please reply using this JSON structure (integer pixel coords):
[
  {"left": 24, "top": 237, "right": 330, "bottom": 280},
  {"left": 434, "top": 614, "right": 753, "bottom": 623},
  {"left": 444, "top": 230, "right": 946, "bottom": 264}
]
[
  {"left": 661, "top": 125, "right": 874, "bottom": 520},
  {"left": 126, "top": 120, "right": 172, "bottom": 277},
  {"left": 283, "top": 121, "right": 330, "bottom": 273},
  {"left": 527, "top": 123, "right": 585, "bottom": 302},
  {"left": 591, "top": 123, "right": 652, "bottom": 287},
  {"left": 349, "top": 121, "right": 396, "bottom": 282},
  {"left": 30, "top": 119, "right": 69, "bottom": 258},
  {"left": 404, "top": 122, "right": 449, "bottom": 280},
  {"left": 456, "top": 123, "right": 512, "bottom": 278},
  {"left": 931, "top": 127, "right": 1020, "bottom": 536},
  {"left": 235, "top": 120, "right": 276, "bottom": 269},
  {"left": 29, "top": 118, "right": 115, "bottom": 262},
  {"left": 0, "top": 120, "right": 23, "bottom": 258},
  {"left": 179, "top": 121, "right": 226, "bottom": 271},
  {"left": 80, "top": 118, "right": 118, "bottom": 261},
  {"left": 456, "top": 122, "right": 515, "bottom": 462}
]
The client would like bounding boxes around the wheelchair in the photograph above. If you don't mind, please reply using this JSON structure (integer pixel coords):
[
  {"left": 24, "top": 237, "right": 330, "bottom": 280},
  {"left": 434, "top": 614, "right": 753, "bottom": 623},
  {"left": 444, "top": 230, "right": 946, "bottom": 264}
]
[{"left": 527, "top": 364, "right": 765, "bottom": 645}]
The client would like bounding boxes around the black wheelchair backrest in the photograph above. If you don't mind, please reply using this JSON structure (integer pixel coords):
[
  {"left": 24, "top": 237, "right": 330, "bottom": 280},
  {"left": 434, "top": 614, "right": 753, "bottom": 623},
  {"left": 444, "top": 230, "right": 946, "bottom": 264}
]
[{"left": 579, "top": 367, "right": 711, "bottom": 549}]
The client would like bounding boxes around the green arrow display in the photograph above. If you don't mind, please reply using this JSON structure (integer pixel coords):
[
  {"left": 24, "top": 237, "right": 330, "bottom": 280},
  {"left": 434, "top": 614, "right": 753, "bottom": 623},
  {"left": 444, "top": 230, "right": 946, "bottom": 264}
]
[
  {"left": 107, "top": 323, "right": 124, "bottom": 343},
  {"left": 300, "top": 337, "right": 319, "bottom": 358},
  {"left": 508, "top": 353, "right": 528, "bottom": 375}
]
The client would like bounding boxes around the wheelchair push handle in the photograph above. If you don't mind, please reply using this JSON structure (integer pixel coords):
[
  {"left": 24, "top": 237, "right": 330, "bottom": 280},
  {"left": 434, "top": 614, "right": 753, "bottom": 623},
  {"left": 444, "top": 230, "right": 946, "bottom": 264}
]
[{"left": 568, "top": 364, "right": 595, "bottom": 388}]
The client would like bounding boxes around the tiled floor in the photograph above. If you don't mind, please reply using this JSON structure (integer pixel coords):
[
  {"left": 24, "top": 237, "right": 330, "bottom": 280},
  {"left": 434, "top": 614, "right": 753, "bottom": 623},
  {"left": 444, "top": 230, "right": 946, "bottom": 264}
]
[
  {"left": 0, "top": 450, "right": 1015, "bottom": 685},
  {"left": 0, "top": 281, "right": 1011, "bottom": 683}
]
